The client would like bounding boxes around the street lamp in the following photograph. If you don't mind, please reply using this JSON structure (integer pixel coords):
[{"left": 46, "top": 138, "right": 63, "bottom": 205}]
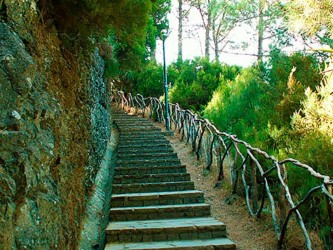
[{"left": 162, "top": 31, "right": 170, "bottom": 130}]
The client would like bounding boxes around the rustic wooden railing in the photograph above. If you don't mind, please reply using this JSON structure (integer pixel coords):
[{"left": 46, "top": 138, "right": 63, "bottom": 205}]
[{"left": 112, "top": 90, "right": 333, "bottom": 249}]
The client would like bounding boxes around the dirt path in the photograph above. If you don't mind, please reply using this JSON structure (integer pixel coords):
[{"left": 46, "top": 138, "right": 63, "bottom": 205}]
[{"left": 154, "top": 123, "right": 277, "bottom": 249}]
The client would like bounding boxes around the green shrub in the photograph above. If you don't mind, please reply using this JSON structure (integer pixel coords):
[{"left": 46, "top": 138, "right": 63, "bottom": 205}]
[
  {"left": 168, "top": 58, "right": 240, "bottom": 111},
  {"left": 204, "top": 66, "right": 268, "bottom": 146},
  {"left": 136, "top": 61, "right": 164, "bottom": 97}
]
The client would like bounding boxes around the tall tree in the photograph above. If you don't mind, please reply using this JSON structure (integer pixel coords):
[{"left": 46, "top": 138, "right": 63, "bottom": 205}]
[
  {"left": 210, "top": 0, "right": 250, "bottom": 61},
  {"left": 205, "top": 0, "right": 211, "bottom": 59},
  {"left": 246, "top": 0, "right": 283, "bottom": 62},
  {"left": 177, "top": 0, "right": 192, "bottom": 61},
  {"left": 190, "top": 0, "right": 212, "bottom": 59},
  {"left": 147, "top": 0, "right": 171, "bottom": 60},
  {"left": 257, "top": 0, "right": 264, "bottom": 61},
  {"left": 178, "top": 0, "right": 183, "bottom": 61}
]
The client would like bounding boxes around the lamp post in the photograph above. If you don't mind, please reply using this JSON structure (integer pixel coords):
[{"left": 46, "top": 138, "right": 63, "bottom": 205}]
[{"left": 162, "top": 33, "right": 170, "bottom": 130}]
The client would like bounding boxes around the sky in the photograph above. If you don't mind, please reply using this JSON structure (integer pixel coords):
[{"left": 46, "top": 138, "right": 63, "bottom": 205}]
[{"left": 156, "top": 0, "right": 258, "bottom": 67}]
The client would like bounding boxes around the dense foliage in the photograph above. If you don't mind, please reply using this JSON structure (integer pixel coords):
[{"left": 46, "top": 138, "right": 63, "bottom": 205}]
[
  {"left": 135, "top": 61, "right": 165, "bottom": 97},
  {"left": 204, "top": 50, "right": 324, "bottom": 159},
  {"left": 44, "top": 0, "right": 171, "bottom": 88},
  {"left": 168, "top": 58, "right": 241, "bottom": 110}
]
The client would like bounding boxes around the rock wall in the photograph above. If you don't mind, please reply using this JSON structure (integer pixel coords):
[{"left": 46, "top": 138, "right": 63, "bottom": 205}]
[{"left": 0, "top": 1, "right": 113, "bottom": 249}]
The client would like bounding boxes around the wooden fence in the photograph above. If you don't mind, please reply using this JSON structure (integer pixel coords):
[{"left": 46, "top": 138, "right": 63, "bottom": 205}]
[{"left": 112, "top": 90, "right": 333, "bottom": 249}]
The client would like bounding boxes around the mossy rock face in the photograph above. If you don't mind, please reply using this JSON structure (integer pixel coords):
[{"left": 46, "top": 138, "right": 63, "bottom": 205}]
[
  {"left": 0, "top": 24, "right": 35, "bottom": 97},
  {"left": 0, "top": 21, "right": 60, "bottom": 249},
  {"left": 0, "top": 8, "right": 112, "bottom": 250},
  {"left": 4, "top": 0, "right": 38, "bottom": 43}
]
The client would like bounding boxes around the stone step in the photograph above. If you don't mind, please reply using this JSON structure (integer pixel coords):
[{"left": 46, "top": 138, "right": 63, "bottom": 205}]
[
  {"left": 119, "top": 135, "right": 167, "bottom": 141},
  {"left": 114, "top": 119, "right": 152, "bottom": 123},
  {"left": 114, "top": 122, "right": 156, "bottom": 128},
  {"left": 117, "top": 147, "right": 174, "bottom": 155},
  {"left": 117, "top": 153, "right": 178, "bottom": 161},
  {"left": 118, "top": 138, "right": 167, "bottom": 145},
  {"left": 117, "top": 151, "right": 177, "bottom": 160},
  {"left": 119, "top": 126, "right": 158, "bottom": 131},
  {"left": 119, "top": 126, "right": 160, "bottom": 132},
  {"left": 114, "top": 165, "right": 187, "bottom": 176},
  {"left": 117, "top": 142, "right": 171, "bottom": 149},
  {"left": 118, "top": 138, "right": 168, "bottom": 145},
  {"left": 106, "top": 238, "right": 236, "bottom": 250},
  {"left": 117, "top": 141, "right": 170, "bottom": 148},
  {"left": 112, "top": 181, "right": 195, "bottom": 194},
  {"left": 116, "top": 158, "right": 181, "bottom": 167},
  {"left": 113, "top": 173, "right": 191, "bottom": 184},
  {"left": 106, "top": 217, "right": 226, "bottom": 243},
  {"left": 112, "top": 114, "right": 146, "bottom": 118},
  {"left": 111, "top": 190, "right": 204, "bottom": 207},
  {"left": 120, "top": 128, "right": 161, "bottom": 137},
  {"left": 110, "top": 203, "right": 211, "bottom": 221},
  {"left": 112, "top": 115, "right": 147, "bottom": 120},
  {"left": 118, "top": 132, "right": 165, "bottom": 138}
]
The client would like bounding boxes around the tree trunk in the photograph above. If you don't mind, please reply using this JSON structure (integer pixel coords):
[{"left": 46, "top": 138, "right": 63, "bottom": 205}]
[
  {"left": 178, "top": 0, "right": 183, "bottom": 61},
  {"left": 205, "top": 0, "right": 211, "bottom": 59},
  {"left": 257, "top": 0, "right": 264, "bottom": 62},
  {"left": 212, "top": 20, "right": 219, "bottom": 62}
]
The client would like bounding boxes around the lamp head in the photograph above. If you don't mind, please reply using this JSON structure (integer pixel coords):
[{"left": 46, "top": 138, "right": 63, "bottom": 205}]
[{"left": 161, "top": 29, "right": 171, "bottom": 41}]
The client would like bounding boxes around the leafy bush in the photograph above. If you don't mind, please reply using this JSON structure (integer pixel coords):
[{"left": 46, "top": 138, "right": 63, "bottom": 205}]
[
  {"left": 204, "top": 66, "right": 268, "bottom": 145},
  {"left": 291, "top": 65, "right": 333, "bottom": 172},
  {"left": 265, "top": 49, "right": 322, "bottom": 127},
  {"left": 135, "top": 61, "right": 164, "bottom": 97},
  {"left": 168, "top": 58, "right": 240, "bottom": 111}
]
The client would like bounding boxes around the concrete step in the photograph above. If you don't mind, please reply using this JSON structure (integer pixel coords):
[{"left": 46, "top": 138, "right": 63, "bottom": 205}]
[
  {"left": 119, "top": 130, "right": 162, "bottom": 135},
  {"left": 117, "top": 141, "right": 170, "bottom": 148},
  {"left": 117, "top": 151, "right": 177, "bottom": 160},
  {"left": 113, "top": 173, "right": 191, "bottom": 184},
  {"left": 113, "top": 115, "right": 148, "bottom": 119},
  {"left": 116, "top": 158, "right": 181, "bottom": 168},
  {"left": 111, "top": 190, "right": 204, "bottom": 207},
  {"left": 112, "top": 181, "right": 195, "bottom": 194},
  {"left": 117, "top": 142, "right": 171, "bottom": 149},
  {"left": 106, "top": 238, "right": 236, "bottom": 249},
  {"left": 106, "top": 217, "right": 226, "bottom": 243},
  {"left": 113, "top": 115, "right": 149, "bottom": 120},
  {"left": 118, "top": 139, "right": 168, "bottom": 145},
  {"left": 119, "top": 126, "right": 159, "bottom": 132},
  {"left": 120, "top": 130, "right": 164, "bottom": 136},
  {"left": 110, "top": 203, "right": 211, "bottom": 221},
  {"left": 114, "top": 165, "right": 187, "bottom": 176},
  {"left": 114, "top": 118, "right": 152, "bottom": 123},
  {"left": 117, "top": 147, "right": 174, "bottom": 155},
  {"left": 114, "top": 121, "right": 153, "bottom": 126},
  {"left": 118, "top": 136, "right": 167, "bottom": 143},
  {"left": 119, "top": 126, "right": 160, "bottom": 132}
]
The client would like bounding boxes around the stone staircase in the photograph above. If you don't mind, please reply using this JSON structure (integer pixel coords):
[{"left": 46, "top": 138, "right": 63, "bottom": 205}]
[{"left": 105, "top": 110, "right": 236, "bottom": 249}]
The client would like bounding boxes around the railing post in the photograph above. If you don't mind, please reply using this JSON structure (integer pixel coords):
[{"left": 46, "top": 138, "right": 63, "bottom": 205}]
[
  {"left": 250, "top": 156, "right": 258, "bottom": 212},
  {"left": 326, "top": 182, "right": 333, "bottom": 249}
]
